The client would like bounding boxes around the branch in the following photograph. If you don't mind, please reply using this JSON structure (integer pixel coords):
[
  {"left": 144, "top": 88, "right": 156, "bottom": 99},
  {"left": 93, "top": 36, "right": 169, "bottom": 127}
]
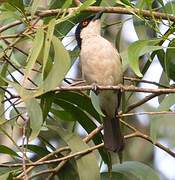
[
  {"left": 119, "top": 111, "right": 175, "bottom": 117},
  {"left": 33, "top": 6, "right": 175, "bottom": 22},
  {"left": 126, "top": 93, "right": 159, "bottom": 113},
  {"left": 1, "top": 5, "right": 175, "bottom": 39},
  {"left": 21, "top": 119, "right": 29, "bottom": 180},
  {"left": 124, "top": 77, "right": 169, "bottom": 88},
  {"left": 2, "top": 122, "right": 175, "bottom": 168},
  {"left": 52, "top": 84, "right": 175, "bottom": 94},
  {"left": 16, "top": 124, "right": 103, "bottom": 178},
  {"left": 120, "top": 120, "right": 175, "bottom": 158}
]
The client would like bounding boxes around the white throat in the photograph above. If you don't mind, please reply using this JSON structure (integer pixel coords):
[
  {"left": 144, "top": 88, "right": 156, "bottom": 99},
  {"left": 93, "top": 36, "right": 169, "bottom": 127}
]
[{"left": 80, "top": 19, "right": 101, "bottom": 39}]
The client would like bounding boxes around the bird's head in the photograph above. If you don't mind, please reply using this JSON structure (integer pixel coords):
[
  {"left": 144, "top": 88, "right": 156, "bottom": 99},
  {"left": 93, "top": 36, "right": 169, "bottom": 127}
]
[{"left": 75, "top": 11, "right": 104, "bottom": 48}]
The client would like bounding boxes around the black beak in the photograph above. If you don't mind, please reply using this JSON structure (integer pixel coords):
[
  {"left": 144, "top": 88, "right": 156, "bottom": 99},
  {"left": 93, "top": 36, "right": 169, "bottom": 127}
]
[{"left": 93, "top": 10, "right": 104, "bottom": 21}]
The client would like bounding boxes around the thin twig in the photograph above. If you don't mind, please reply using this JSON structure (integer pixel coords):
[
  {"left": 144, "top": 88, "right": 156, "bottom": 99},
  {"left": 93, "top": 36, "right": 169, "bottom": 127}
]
[
  {"left": 119, "top": 111, "right": 175, "bottom": 117},
  {"left": 17, "top": 124, "right": 103, "bottom": 178},
  {"left": 3, "top": 56, "right": 38, "bottom": 87},
  {"left": 126, "top": 93, "right": 160, "bottom": 113},
  {"left": 120, "top": 120, "right": 175, "bottom": 158},
  {"left": 22, "top": 119, "right": 29, "bottom": 180},
  {"left": 124, "top": 76, "right": 169, "bottom": 88}
]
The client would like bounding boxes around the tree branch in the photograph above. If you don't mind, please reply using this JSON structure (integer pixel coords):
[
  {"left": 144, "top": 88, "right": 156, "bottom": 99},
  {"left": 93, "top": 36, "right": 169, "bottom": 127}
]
[{"left": 52, "top": 84, "right": 175, "bottom": 94}]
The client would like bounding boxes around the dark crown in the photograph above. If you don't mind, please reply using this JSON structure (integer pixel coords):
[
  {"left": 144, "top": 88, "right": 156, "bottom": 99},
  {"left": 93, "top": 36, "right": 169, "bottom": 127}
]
[{"left": 75, "top": 15, "right": 95, "bottom": 49}]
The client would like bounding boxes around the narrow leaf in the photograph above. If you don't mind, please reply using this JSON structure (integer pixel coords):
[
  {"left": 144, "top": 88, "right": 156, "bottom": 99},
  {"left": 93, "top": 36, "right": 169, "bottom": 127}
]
[
  {"left": 8, "top": 0, "right": 25, "bottom": 14},
  {"left": 128, "top": 39, "right": 163, "bottom": 77},
  {"left": 48, "top": 125, "right": 100, "bottom": 180},
  {"left": 42, "top": 18, "right": 56, "bottom": 79},
  {"left": 53, "top": 98, "right": 109, "bottom": 164},
  {"left": 101, "top": 172, "right": 130, "bottom": 180},
  {"left": 61, "top": 0, "right": 72, "bottom": 10},
  {"left": 0, "top": 77, "right": 43, "bottom": 141},
  {"left": 113, "top": 161, "right": 159, "bottom": 180},
  {"left": 90, "top": 90, "right": 105, "bottom": 117},
  {"left": 23, "top": 27, "right": 44, "bottom": 85},
  {"left": 165, "top": 38, "right": 175, "bottom": 81},
  {"left": 31, "top": 0, "right": 43, "bottom": 19},
  {"left": 0, "top": 62, "right": 8, "bottom": 124},
  {"left": 38, "top": 35, "right": 70, "bottom": 94},
  {"left": 150, "top": 94, "right": 175, "bottom": 143},
  {"left": 55, "top": 91, "right": 100, "bottom": 121},
  {"left": 0, "top": 145, "right": 19, "bottom": 157}
]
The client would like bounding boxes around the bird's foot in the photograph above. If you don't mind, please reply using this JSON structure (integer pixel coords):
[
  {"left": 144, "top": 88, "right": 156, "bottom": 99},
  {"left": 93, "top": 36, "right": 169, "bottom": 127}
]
[
  {"left": 92, "top": 82, "right": 99, "bottom": 95},
  {"left": 118, "top": 83, "right": 124, "bottom": 93}
]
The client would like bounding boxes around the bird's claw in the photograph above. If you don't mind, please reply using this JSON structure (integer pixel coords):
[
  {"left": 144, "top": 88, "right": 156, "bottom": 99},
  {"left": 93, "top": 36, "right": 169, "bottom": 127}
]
[
  {"left": 118, "top": 83, "right": 124, "bottom": 93},
  {"left": 92, "top": 83, "right": 99, "bottom": 94}
]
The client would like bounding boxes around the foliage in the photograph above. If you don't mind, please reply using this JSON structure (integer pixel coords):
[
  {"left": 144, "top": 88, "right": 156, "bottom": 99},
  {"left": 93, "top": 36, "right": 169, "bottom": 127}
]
[{"left": 0, "top": 0, "right": 175, "bottom": 179}]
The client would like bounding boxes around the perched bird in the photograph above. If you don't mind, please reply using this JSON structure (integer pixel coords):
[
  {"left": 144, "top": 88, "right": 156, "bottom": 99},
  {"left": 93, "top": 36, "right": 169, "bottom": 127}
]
[{"left": 75, "top": 11, "right": 125, "bottom": 152}]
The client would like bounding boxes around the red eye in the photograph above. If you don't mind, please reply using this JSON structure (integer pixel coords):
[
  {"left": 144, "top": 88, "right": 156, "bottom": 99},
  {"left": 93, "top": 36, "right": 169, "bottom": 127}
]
[{"left": 82, "top": 21, "right": 88, "bottom": 26}]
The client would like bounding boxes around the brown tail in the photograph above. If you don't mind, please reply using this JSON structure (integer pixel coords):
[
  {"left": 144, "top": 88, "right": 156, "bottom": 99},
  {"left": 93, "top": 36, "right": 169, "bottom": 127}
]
[{"left": 103, "top": 117, "right": 125, "bottom": 152}]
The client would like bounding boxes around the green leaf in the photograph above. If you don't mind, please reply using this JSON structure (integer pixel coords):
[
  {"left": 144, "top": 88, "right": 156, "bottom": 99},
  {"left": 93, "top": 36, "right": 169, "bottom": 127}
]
[
  {"left": 49, "top": 0, "right": 102, "bottom": 40},
  {"left": 55, "top": 91, "right": 100, "bottom": 121},
  {"left": 127, "top": 39, "right": 162, "bottom": 77},
  {"left": 47, "top": 125, "right": 100, "bottom": 180},
  {"left": 42, "top": 18, "right": 56, "bottom": 79},
  {"left": 161, "top": 1, "right": 175, "bottom": 14},
  {"left": 133, "top": 16, "right": 148, "bottom": 40},
  {"left": 24, "top": 144, "right": 50, "bottom": 158},
  {"left": 0, "top": 173, "right": 10, "bottom": 180},
  {"left": 158, "top": 71, "right": 169, "bottom": 104},
  {"left": 0, "top": 77, "right": 43, "bottom": 141},
  {"left": 113, "top": 161, "right": 159, "bottom": 180},
  {"left": 31, "top": 0, "right": 43, "bottom": 19},
  {"left": 0, "top": 145, "right": 20, "bottom": 157},
  {"left": 150, "top": 94, "right": 175, "bottom": 142},
  {"left": 115, "top": 25, "right": 123, "bottom": 52},
  {"left": 0, "top": 11, "right": 20, "bottom": 21},
  {"left": 51, "top": 109, "right": 75, "bottom": 122},
  {"left": 8, "top": 0, "right": 25, "bottom": 14},
  {"left": 53, "top": 98, "right": 109, "bottom": 164},
  {"left": 23, "top": 27, "right": 44, "bottom": 86},
  {"left": 61, "top": 0, "right": 72, "bottom": 10},
  {"left": 40, "top": 92, "right": 54, "bottom": 121},
  {"left": 38, "top": 35, "right": 70, "bottom": 94},
  {"left": 0, "top": 62, "right": 8, "bottom": 124},
  {"left": 101, "top": 172, "right": 130, "bottom": 180},
  {"left": 156, "top": 49, "right": 165, "bottom": 71},
  {"left": 90, "top": 90, "right": 105, "bottom": 117},
  {"left": 165, "top": 38, "right": 175, "bottom": 81},
  {"left": 76, "top": 0, "right": 96, "bottom": 11}
]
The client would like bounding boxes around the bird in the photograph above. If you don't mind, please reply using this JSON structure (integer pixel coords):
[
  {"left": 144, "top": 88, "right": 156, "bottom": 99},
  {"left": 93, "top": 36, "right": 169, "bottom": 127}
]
[{"left": 75, "top": 11, "right": 125, "bottom": 152}]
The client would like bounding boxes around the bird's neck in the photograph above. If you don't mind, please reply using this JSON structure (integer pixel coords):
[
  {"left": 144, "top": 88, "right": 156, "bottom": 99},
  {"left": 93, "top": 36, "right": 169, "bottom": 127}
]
[{"left": 80, "top": 20, "right": 101, "bottom": 39}]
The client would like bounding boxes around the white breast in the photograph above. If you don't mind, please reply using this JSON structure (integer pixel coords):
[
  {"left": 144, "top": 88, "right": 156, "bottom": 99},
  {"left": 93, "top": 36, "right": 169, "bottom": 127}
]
[{"left": 80, "top": 35, "right": 122, "bottom": 86}]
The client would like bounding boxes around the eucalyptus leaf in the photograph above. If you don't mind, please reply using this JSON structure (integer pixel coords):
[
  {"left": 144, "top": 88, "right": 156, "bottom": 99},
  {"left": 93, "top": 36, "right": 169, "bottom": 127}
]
[
  {"left": 165, "top": 38, "right": 175, "bottom": 81},
  {"left": 53, "top": 98, "right": 109, "bottom": 164},
  {"left": 101, "top": 172, "right": 130, "bottom": 180},
  {"left": 23, "top": 27, "right": 44, "bottom": 86},
  {"left": 0, "top": 145, "right": 20, "bottom": 157},
  {"left": 42, "top": 18, "right": 56, "bottom": 79},
  {"left": 0, "top": 77, "right": 43, "bottom": 141},
  {"left": 113, "top": 161, "right": 159, "bottom": 180},
  {"left": 47, "top": 125, "right": 100, "bottom": 180},
  {"left": 151, "top": 94, "right": 175, "bottom": 143},
  {"left": 38, "top": 35, "right": 70, "bottom": 94},
  {"left": 128, "top": 39, "right": 163, "bottom": 77},
  {"left": 90, "top": 90, "right": 105, "bottom": 117},
  {"left": 31, "top": 0, "right": 43, "bottom": 18},
  {"left": 0, "top": 62, "right": 8, "bottom": 124}
]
